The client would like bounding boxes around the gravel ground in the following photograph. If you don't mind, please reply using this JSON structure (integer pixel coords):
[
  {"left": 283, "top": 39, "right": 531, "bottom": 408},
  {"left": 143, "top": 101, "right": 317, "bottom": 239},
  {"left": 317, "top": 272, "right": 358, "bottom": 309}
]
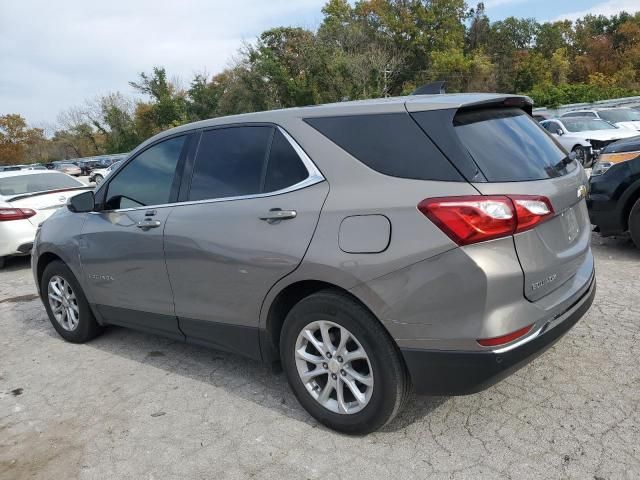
[{"left": 1, "top": 234, "right": 639, "bottom": 480}]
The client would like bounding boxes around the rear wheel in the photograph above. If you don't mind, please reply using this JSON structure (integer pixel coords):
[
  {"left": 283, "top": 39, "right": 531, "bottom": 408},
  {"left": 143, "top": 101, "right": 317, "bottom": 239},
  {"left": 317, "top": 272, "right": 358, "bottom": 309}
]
[
  {"left": 629, "top": 198, "right": 640, "bottom": 249},
  {"left": 40, "top": 260, "right": 103, "bottom": 343},
  {"left": 93, "top": 174, "right": 104, "bottom": 185},
  {"left": 280, "top": 290, "right": 409, "bottom": 434},
  {"left": 573, "top": 145, "right": 591, "bottom": 167}
]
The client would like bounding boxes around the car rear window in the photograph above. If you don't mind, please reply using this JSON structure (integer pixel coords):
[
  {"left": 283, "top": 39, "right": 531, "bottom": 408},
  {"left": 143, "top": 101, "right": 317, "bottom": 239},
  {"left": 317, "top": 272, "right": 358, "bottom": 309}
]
[
  {"left": 0, "top": 173, "right": 84, "bottom": 197},
  {"left": 304, "top": 113, "right": 463, "bottom": 181},
  {"left": 453, "top": 108, "right": 570, "bottom": 182}
]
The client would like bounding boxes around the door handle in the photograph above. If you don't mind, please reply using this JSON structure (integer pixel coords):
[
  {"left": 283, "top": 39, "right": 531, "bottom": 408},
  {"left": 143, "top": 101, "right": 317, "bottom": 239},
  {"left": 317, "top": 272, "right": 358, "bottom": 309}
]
[
  {"left": 136, "top": 219, "right": 162, "bottom": 230},
  {"left": 259, "top": 209, "right": 297, "bottom": 224}
]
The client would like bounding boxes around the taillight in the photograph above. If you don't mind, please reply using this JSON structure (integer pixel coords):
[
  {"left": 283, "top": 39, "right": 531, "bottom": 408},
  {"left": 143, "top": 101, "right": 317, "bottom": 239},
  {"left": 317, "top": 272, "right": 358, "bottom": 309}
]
[
  {"left": 0, "top": 208, "right": 37, "bottom": 222},
  {"left": 477, "top": 324, "right": 534, "bottom": 347},
  {"left": 418, "top": 195, "right": 554, "bottom": 246}
]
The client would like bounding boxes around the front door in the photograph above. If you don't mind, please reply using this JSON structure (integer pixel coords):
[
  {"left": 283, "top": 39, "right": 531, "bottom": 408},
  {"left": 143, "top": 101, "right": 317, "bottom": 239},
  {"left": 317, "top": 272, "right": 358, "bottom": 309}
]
[
  {"left": 80, "top": 135, "right": 188, "bottom": 339},
  {"left": 163, "top": 126, "right": 328, "bottom": 358}
]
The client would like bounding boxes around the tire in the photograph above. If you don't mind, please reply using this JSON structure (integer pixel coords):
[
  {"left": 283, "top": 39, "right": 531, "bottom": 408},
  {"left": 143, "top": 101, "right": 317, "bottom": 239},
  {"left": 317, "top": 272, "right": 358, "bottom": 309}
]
[
  {"left": 94, "top": 174, "right": 103, "bottom": 185},
  {"left": 40, "top": 260, "right": 103, "bottom": 343},
  {"left": 0, "top": 256, "right": 5, "bottom": 269},
  {"left": 573, "top": 145, "right": 591, "bottom": 167},
  {"left": 629, "top": 198, "right": 640, "bottom": 249},
  {"left": 280, "top": 290, "right": 410, "bottom": 434}
]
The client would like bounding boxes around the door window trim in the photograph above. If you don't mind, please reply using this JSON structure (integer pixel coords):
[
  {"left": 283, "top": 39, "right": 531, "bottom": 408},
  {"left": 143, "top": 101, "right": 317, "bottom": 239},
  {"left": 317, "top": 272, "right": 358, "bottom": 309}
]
[{"left": 94, "top": 124, "right": 324, "bottom": 213}]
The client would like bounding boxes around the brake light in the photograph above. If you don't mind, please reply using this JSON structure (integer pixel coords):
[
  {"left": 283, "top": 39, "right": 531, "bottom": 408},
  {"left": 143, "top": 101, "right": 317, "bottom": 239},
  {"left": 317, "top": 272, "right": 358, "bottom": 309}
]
[
  {"left": 0, "top": 208, "right": 37, "bottom": 222},
  {"left": 418, "top": 195, "right": 554, "bottom": 246},
  {"left": 477, "top": 324, "right": 533, "bottom": 347}
]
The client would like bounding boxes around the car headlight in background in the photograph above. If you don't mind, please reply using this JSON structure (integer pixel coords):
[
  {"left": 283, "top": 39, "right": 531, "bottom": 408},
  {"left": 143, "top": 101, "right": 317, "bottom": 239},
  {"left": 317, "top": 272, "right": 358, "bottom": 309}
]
[{"left": 591, "top": 150, "right": 640, "bottom": 176}]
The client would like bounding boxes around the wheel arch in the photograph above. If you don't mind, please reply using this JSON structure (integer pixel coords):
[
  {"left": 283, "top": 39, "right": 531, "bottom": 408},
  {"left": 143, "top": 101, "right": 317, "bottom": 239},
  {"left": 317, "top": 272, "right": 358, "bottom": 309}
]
[
  {"left": 260, "top": 279, "right": 385, "bottom": 364},
  {"left": 36, "top": 251, "right": 64, "bottom": 287},
  {"left": 620, "top": 179, "right": 640, "bottom": 231}
]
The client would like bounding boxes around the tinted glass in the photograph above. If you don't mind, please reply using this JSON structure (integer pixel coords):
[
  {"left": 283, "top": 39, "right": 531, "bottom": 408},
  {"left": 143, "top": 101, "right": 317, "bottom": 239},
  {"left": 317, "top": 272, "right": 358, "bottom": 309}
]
[
  {"left": 304, "top": 113, "right": 462, "bottom": 181},
  {"left": 598, "top": 109, "right": 640, "bottom": 123},
  {"left": 454, "top": 108, "right": 570, "bottom": 181},
  {"left": 562, "top": 118, "right": 616, "bottom": 132},
  {"left": 264, "top": 130, "right": 309, "bottom": 192},
  {"left": 0, "top": 173, "right": 84, "bottom": 197},
  {"left": 106, "top": 135, "right": 185, "bottom": 209},
  {"left": 189, "top": 126, "right": 272, "bottom": 201}
]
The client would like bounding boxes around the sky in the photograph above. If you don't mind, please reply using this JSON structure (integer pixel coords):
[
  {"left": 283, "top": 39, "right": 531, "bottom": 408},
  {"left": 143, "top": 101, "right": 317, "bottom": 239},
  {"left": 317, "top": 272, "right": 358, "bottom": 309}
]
[{"left": 1, "top": 0, "right": 638, "bottom": 128}]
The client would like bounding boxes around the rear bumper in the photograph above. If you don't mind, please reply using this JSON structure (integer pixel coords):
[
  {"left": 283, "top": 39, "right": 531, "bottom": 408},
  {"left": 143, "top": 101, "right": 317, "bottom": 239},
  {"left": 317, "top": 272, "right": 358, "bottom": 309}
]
[
  {"left": 0, "top": 220, "right": 37, "bottom": 257},
  {"left": 401, "top": 274, "right": 596, "bottom": 395}
]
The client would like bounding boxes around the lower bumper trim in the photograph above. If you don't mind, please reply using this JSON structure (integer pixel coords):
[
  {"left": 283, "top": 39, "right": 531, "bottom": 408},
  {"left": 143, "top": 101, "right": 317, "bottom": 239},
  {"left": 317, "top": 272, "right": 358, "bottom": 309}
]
[{"left": 401, "top": 277, "right": 596, "bottom": 395}]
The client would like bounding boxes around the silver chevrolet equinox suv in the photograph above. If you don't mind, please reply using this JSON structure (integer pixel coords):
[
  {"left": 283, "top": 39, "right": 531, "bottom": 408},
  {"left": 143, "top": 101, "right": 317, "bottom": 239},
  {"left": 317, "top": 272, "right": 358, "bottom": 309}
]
[{"left": 33, "top": 94, "right": 596, "bottom": 434}]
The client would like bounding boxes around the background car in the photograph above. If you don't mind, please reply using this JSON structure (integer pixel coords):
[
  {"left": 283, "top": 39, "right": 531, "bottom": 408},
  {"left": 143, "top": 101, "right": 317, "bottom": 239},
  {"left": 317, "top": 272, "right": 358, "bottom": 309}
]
[
  {"left": 89, "top": 161, "right": 121, "bottom": 185},
  {"left": 540, "top": 117, "right": 638, "bottom": 166},
  {"left": 588, "top": 135, "right": 640, "bottom": 248},
  {"left": 53, "top": 162, "right": 82, "bottom": 176},
  {"left": 0, "top": 170, "right": 90, "bottom": 268},
  {"left": 561, "top": 107, "right": 640, "bottom": 131}
]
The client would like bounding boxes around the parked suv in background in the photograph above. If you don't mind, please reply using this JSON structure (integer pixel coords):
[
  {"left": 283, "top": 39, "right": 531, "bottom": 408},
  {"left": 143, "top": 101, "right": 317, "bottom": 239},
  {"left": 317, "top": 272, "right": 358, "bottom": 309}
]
[
  {"left": 32, "top": 94, "right": 595, "bottom": 434},
  {"left": 588, "top": 136, "right": 640, "bottom": 248},
  {"left": 561, "top": 107, "right": 640, "bottom": 131}
]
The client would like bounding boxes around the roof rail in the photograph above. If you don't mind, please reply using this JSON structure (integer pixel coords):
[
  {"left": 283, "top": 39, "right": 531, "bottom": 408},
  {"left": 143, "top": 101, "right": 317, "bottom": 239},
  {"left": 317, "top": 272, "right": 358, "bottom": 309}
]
[{"left": 411, "top": 81, "right": 446, "bottom": 95}]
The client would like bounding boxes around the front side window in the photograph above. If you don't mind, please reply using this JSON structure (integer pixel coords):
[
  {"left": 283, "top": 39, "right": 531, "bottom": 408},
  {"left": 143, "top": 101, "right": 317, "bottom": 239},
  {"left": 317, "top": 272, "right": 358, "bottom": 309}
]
[
  {"left": 105, "top": 135, "right": 185, "bottom": 209},
  {"left": 562, "top": 118, "right": 617, "bottom": 132},
  {"left": 188, "top": 126, "right": 273, "bottom": 201}
]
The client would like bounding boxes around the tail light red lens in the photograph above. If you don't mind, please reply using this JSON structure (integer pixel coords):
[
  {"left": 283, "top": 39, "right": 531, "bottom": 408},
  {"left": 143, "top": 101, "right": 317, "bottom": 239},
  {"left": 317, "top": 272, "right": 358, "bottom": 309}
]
[
  {"left": 418, "top": 195, "right": 554, "bottom": 246},
  {"left": 0, "top": 208, "right": 37, "bottom": 222},
  {"left": 477, "top": 324, "right": 533, "bottom": 347}
]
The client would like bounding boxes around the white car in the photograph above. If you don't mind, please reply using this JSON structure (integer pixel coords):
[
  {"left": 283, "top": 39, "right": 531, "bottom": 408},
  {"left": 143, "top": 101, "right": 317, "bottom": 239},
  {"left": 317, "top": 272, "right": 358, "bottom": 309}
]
[
  {"left": 89, "top": 161, "right": 121, "bottom": 185},
  {"left": 540, "top": 117, "right": 639, "bottom": 166},
  {"left": 0, "top": 170, "right": 90, "bottom": 268},
  {"left": 561, "top": 107, "right": 640, "bottom": 131}
]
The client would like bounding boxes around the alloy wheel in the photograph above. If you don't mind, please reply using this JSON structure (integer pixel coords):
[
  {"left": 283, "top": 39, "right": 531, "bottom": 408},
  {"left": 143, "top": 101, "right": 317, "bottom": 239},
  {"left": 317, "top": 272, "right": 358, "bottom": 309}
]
[
  {"left": 294, "top": 320, "right": 374, "bottom": 414},
  {"left": 47, "top": 275, "right": 80, "bottom": 331}
]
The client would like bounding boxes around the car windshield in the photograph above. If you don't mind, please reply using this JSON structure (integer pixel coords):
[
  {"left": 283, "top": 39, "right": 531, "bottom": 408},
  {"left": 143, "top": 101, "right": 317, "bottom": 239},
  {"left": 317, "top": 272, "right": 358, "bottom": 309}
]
[
  {"left": 562, "top": 119, "right": 617, "bottom": 132},
  {"left": 598, "top": 109, "right": 640, "bottom": 123},
  {"left": 0, "top": 173, "right": 84, "bottom": 197}
]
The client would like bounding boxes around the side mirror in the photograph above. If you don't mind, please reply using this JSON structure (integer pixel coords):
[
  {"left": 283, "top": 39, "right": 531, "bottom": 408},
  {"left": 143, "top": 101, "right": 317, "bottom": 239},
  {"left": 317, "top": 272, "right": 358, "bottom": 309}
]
[
  {"left": 556, "top": 128, "right": 564, "bottom": 136},
  {"left": 68, "top": 191, "right": 95, "bottom": 213}
]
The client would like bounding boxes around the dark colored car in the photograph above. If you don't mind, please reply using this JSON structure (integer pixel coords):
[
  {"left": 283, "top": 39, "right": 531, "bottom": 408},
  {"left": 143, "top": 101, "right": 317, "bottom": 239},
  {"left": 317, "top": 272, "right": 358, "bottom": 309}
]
[{"left": 588, "top": 135, "right": 640, "bottom": 248}]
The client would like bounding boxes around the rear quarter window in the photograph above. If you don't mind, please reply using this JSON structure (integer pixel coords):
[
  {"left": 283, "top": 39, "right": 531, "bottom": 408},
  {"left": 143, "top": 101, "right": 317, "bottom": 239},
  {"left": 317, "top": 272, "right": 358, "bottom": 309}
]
[
  {"left": 453, "top": 108, "right": 572, "bottom": 182},
  {"left": 304, "top": 113, "right": 463, "bottom": 181}
]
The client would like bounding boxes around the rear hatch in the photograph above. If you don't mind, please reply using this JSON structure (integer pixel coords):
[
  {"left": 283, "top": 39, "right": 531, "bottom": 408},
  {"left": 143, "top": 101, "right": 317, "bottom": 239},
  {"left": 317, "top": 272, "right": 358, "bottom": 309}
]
[
  {"left": 452, "top": 107, "right": 591, "bottom": 301},
  {"left": 411, "top": 104, "right": 592, "bottom": 302}
]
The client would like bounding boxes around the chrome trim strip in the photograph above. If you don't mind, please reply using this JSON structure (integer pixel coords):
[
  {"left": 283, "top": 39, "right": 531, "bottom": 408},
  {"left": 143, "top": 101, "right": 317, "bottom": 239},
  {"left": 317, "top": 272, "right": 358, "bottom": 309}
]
[{"left": 91, "top": 125, "right": 325, "bottom": 214}]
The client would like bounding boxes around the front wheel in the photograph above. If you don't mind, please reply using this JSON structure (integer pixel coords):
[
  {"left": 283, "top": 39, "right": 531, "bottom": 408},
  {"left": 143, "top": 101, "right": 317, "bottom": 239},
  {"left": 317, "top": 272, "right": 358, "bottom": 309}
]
[
  {"left": 573, "top": 145, "right": 591, "bottom": 167},
  {"left": 40, "top": 260, "right": 103, "bottom": 343},
  {"left": 629, "top": 198, "right": 640, "bottom": 249},
  {"left": 280, "top": 290, "right": 410, "bottom": 434}
]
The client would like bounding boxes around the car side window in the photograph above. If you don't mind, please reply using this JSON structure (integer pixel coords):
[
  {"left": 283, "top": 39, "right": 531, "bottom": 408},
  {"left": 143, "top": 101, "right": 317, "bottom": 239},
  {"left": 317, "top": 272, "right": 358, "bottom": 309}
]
[
  {"left": 188, "top": 126, "right": 273, "bottom": 201},
  {"left": 264, "top": 130, "right": 309, "bottom": 193},
  {"left": 105, "top": 135, "right": 185, "bottom": 209}
]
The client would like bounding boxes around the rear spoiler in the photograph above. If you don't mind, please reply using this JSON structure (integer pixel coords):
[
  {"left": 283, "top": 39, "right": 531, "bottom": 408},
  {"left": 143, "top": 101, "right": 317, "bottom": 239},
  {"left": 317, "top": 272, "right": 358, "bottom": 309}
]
[{"left": 6, "top": 186, "right": 93, "bottom": 203}]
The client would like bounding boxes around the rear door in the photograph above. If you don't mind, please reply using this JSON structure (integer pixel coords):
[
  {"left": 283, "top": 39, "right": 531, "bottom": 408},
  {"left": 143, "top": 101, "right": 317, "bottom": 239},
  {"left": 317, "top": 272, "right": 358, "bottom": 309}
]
[
  {"left": 451, "top": 108, "right": 592, "bottom": 301},
  {"left": 163, "top": 125, "right": 327, "bottom": 358}
]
